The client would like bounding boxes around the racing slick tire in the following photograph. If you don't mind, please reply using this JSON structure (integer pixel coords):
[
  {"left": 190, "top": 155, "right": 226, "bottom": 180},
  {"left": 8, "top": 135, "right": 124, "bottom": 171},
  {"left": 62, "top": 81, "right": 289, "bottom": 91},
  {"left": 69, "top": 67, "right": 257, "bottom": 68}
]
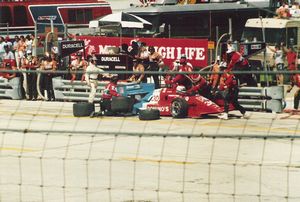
[
  {"left": 171, "top": 98, "right": 188, "bottom": 118},
  {"left": 111, "top": 96, "right": 133, "bottom": 113},
  {"left": 139, "top": 109, "right": 160, "bottom": 120},
  {"left": 73, "top": 102, "right": 95, "bottom": 117}
]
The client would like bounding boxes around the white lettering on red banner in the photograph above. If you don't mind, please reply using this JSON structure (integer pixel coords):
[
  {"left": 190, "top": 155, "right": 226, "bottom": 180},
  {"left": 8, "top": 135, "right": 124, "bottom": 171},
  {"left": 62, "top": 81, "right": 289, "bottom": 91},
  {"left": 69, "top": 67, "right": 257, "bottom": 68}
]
[{"left": 77, "top": 36, "right": 208, "bottom": 68}]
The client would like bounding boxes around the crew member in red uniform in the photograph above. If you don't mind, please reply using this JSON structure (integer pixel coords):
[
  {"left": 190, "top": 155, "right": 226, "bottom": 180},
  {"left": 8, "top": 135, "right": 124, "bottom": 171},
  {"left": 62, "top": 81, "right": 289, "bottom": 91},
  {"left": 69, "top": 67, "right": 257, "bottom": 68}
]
[
  {"left": 226, "top": 46, "right": 256, "bottom": 86},
  {"left": 218, "top": 69, "right": 248, "bottom": 120},
  {"left": 101, "top": 75, "right": 121, "bottom": 115},
  {"left": 186, "top": 74, "right": 212, "bottom": 99},
  {"left": 287, "top": 74, "right": 300, "bottom": 110},
  {"left": 165, "top": 54, "right": 193, "bottom": 89}
]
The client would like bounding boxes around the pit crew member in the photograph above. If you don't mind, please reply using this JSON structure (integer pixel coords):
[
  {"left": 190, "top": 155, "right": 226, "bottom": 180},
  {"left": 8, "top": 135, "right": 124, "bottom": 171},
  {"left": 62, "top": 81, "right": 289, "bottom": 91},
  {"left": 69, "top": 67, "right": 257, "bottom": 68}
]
[{"left": 218, "top": 69, "right": 248, "bottom": 120}]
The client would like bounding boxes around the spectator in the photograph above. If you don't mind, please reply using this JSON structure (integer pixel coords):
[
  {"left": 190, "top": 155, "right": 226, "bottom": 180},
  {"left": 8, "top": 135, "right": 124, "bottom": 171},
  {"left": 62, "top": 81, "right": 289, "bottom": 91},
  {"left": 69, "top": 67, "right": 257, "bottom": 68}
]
[
  {"left": 4, "top": 36, "right": 12, "bottom": 50},
  {"left": 40, "top": 53, "right": 55, "bottom": 101},
  {"left": 148, "top": 46, "right": 163, "bottom": 89},
  {"left": 0, "top": 36, "right": 5, "bottom": 61},
  {"left": 1, "top": 61, "right": 16, "bottom": 80},
  {"left": 17, "top": 36, "right": 27, "bottom": 68},
  {"left": 69, "top": 52, "right": 87, "bottom": 82},
  {"left": 128, "top": 59, "right": 146, "bottom": 83},
  {"left": 3, "top": 45, "right": 15, "bottom": 60},
  {"left": 22, "top": 50, "right": 39, "bottom": 100},
  {"left": 13, "top": 36, "right": 20, "bottom": 62},
  {"left": 30, "top": 34, "right": 37, "bottom": 56},
  {"left": 267, "top": 44, "right": 285, "bottom": 85}
]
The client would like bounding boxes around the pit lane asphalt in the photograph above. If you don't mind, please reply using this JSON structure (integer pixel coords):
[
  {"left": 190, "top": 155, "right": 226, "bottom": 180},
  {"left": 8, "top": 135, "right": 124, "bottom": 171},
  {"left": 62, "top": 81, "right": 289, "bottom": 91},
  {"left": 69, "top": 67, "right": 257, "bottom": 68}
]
[
  {"left": 0, "top": 98, "right": 299, "bottom": 137},
  {"left": 1, "top": 99, "right": 300, "bottom": 202}
]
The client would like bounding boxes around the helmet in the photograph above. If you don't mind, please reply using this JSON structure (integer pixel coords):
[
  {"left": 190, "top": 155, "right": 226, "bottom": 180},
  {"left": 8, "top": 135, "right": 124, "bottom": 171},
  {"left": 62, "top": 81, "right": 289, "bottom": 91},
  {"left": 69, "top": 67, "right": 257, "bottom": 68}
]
[
  {"left": 176, "top": 85, "right": 186, "bottom": 94},
  {"left": 5, "top": 62, "right": 11, "bottom": 68},
  {"left": 190, "top": 74, "right": 201, "bottom": 83},
  {"left": 110, "top": 75, "right": 118, "bottom": 83},
  {"left": 26, "top": 50, "right": 32, "bottom": 55},
  {"left": 226, "top": 47, "right": 235, "bottom": 54},
  {"left": 179, "top": 57, "right": 187, "bottom": 65}
]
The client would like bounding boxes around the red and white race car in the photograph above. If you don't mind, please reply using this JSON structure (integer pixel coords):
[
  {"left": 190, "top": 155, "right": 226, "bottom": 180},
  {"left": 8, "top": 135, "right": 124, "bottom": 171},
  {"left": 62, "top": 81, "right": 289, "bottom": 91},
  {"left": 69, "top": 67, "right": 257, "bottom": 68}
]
[{"left": 140, "top": 85, "right": 225, "bottom": 118}]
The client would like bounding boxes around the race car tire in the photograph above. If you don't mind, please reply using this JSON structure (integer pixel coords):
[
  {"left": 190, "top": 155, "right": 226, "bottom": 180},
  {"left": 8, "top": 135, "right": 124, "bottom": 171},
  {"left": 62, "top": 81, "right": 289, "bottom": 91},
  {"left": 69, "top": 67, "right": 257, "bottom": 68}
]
[
  {"left": 171, "top": 98, "right": 188, "bottom": 118},
  {"left": 111, "top": 96, "right": 133, "bottom": 113},
  {"left": 73, "top": 102, "right": 95, "bottom": 117},
  {"left": 139, "top": 109, "right": 160, "bottom": 120}
]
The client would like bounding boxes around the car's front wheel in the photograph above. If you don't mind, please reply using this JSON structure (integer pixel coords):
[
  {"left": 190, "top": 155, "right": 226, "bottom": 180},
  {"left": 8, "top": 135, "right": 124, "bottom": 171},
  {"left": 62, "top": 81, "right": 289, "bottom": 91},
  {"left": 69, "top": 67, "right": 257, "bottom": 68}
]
[{"left": 171, "top": 98, "right": 188, "bottom": 118}]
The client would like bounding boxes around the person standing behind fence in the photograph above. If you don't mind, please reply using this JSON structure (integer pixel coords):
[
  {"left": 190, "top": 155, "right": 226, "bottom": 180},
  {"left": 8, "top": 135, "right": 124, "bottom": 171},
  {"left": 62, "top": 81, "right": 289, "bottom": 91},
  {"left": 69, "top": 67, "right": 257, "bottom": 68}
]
[
  {"left": 267, "top": 44, "right": 285, "bottom": 85},
  {"left": 22, "top": 50, "right": 39, "bottom": 100},
  {"left": 0, "top": 37, "right": 5, "bottom": 61},
  {"left": 85, "top": 57, "right": 104, "bottom": 103},
  {"left": 40, "top": 53, "right": 56, "bottom": 101},
  {"left": 148, "top": 46, "right": 164, "bottom": 89},
  {"left": 69, "top": 52, "right": 87, "bottom": 82},
  {"left": 17, "top": 36, "right": 27, "bottom": 69}
]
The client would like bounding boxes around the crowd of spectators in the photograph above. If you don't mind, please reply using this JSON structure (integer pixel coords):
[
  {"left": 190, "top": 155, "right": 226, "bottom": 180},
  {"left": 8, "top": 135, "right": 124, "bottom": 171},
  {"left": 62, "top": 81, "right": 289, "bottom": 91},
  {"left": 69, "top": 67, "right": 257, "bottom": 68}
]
[{"left": 0, "top": 34, "right": 59, "bottom": 101}]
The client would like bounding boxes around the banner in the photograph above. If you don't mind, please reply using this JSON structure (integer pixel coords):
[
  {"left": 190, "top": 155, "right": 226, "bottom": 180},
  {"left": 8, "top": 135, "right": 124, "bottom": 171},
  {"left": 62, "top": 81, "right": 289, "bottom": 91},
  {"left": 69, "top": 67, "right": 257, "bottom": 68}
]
[
  {"left": 76, "top": 36, "right": 208, "bottom": 68},
  {"left": 59, "top": 40, "right": 85, "bottom": 58}
]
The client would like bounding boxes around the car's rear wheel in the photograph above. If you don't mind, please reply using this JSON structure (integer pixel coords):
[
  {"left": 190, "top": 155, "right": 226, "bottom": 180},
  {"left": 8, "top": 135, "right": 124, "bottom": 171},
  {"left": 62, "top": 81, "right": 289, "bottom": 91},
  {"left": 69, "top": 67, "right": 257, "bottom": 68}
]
[
  {"left": 111, "top": 96, "right": 133, "bottom": 113},
  {"left": 171, "top": 98, "right": 188, "bottom": 118},
  {"left": 73, "top": 102, "right": 95, "bottom": 117}
]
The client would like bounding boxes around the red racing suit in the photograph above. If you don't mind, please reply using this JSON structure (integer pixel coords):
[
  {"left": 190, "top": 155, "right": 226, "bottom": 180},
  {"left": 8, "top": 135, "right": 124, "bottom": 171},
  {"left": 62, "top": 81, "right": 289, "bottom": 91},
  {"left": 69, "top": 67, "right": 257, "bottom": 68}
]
[
  {"left": 187, "top": 75, "right": 211, "bottom": 98},
  {"left": 167, "top": 64, "right": 193, "bottom": 89},
  {"left": 219, "top": 73, "right": 246, "bottom": 114},
  {"left": 227, "top": 51, "right": 249, "bottom": 72},
  {"left": 102, "top": 82, "right": 120, "bottom": 99}
]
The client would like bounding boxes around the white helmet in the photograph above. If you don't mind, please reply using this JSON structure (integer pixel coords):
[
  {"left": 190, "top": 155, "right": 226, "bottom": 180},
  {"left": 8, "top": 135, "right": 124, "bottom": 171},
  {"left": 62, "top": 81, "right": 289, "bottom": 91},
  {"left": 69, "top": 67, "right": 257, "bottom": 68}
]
[
  {"left": 51, "top": 46, "right": 58, "bottom": 54},
  {"left": 226, "top": 46, "right": 235, "bottom": 54},
  {"left": 26, "top": 50, "right": 32, "bottom": 54},
  {"left": 176, "top": 85, "right": 186, "bottom": 94}
]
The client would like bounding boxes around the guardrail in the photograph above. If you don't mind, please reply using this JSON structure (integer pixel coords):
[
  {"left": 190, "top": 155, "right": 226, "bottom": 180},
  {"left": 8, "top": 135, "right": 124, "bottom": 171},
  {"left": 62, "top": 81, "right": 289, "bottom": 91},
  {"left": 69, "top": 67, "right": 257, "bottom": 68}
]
[
  {"left": 0, "top": 77, "right": 22, "bottom": 99},
  {"left": 52, "top": 77, "right": 155, "bottom": 102},
  {"left": 239, "top": 86, "right": 285, "bottom": 113},
  {"left": 0, "top": 76, "right": 284, "bottom": 113}
]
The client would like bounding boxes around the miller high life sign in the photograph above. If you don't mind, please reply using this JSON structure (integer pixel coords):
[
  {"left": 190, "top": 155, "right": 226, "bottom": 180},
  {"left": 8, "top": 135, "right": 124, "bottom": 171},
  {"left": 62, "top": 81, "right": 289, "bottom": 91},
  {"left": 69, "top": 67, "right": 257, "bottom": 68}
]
[{"left": 77, "top": 36, "right": 208, "bottom": 68}]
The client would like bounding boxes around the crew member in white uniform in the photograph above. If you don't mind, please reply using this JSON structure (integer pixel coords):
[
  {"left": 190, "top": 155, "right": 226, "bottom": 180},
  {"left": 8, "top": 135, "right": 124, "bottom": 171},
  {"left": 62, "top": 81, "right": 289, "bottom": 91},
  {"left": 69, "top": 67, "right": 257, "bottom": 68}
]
[{"left": 85, "top": 57, "right": 104, "bottom": 103}]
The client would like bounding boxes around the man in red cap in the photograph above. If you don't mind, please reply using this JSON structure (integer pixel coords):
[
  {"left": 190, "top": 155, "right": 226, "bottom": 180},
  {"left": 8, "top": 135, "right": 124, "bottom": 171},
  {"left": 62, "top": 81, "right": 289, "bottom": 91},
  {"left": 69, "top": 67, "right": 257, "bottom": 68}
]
[
  {"left": 226, "top": 46, "right": 256, "bottom": 86},
  {"left": 165, "top": 54, "right": 194, "bottom": 89}
]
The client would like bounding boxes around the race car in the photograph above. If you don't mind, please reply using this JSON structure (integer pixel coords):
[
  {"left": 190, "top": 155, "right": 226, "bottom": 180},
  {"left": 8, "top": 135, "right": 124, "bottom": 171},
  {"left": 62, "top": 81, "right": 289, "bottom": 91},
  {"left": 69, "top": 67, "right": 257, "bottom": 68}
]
[{"left": 135, "top": 85, "right": 224, "bottom": 118}]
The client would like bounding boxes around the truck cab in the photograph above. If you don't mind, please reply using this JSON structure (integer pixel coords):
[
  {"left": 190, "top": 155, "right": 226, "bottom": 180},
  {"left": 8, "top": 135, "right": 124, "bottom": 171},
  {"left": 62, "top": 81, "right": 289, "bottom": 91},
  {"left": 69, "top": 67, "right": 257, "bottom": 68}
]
[{"left": 241, "top": 17, "right": 300, "bottom": 67}]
